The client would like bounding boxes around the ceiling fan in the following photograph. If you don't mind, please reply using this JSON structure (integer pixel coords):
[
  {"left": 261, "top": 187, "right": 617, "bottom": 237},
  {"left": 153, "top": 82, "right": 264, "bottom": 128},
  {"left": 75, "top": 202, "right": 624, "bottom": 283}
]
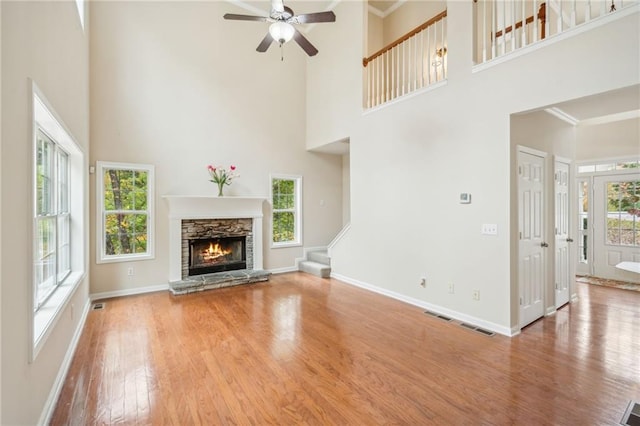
[{"left": 223, "top": 0, "right": 336, "bottom": 57}]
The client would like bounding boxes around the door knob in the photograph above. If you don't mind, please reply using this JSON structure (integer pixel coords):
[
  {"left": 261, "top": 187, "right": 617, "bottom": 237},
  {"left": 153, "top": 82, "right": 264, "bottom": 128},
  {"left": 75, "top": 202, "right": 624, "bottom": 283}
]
[
  {"left": 541, "top": 242, "right": 549, "bottom": 248},
  {"left": 566, "top": 238, "right": 574, "bottom": 242}
]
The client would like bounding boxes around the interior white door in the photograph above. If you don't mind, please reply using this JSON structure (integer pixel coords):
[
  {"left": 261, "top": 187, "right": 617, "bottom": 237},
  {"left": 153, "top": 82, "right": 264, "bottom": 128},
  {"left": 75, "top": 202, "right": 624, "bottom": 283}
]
[
  {"left": 518, "top": 149, "right": 546, "bottom": 328},
  {"left": 554, "top": 160, "right": 571, "bottom": 308},
  {"left": 592, "top": 173, "right": 640, "bottom": 283}
]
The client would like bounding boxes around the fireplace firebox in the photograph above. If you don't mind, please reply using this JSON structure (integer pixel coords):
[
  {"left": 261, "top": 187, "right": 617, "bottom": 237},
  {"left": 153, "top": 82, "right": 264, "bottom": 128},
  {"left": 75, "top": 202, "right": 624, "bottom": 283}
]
[{"left": 189, "top": 236, "right": 246, "bottom": 276}]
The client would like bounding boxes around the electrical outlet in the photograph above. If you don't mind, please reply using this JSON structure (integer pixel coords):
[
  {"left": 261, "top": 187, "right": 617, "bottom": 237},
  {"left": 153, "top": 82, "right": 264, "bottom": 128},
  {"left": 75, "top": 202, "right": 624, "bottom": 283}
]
[
  {"left": 127, "top": 267, "right": 134, "bottom": 276},
  {"left": 481, "top": 224, "right": 498, "bottom": 235},
  {"left": 448, "top": 283, "right": 454, "bottom": 294},
  {"left": 420, "top": 277, "right": 426, "bottom": 288},
  {"left": 472, "top": 290, "right": 480, "bottom": 300}
]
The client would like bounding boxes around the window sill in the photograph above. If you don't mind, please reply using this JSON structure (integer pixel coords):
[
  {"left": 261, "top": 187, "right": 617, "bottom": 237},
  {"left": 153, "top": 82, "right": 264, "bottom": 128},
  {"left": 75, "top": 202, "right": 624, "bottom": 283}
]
[
  {"left": 271, "top": 242, "right": 302, "bottom": 249},
  {"left": 97, "top": 253, "right": 154, "bottom": 264},
  {"left": 33, "top": 271, "right": 84, "bottom": 361}
]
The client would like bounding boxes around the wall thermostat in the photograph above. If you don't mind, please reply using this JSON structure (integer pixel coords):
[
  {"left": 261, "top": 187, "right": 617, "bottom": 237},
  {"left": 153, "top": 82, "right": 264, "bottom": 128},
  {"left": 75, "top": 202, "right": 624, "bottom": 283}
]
[{"left": 460, "top": 193, "right": 471, "bottom": 204}]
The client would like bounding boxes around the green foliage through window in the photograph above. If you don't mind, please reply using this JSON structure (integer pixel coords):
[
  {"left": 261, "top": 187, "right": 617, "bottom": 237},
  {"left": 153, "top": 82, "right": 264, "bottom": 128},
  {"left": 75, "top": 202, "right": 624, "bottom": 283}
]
[
  {"left": 99, "top": 163, "right": 154, "bottom": 260},
  {"left": 606, "top": 180, "right": 640, "bottom": 246},
  {"left": 272, "top": 177, "right": 300, "bottom": 244}
]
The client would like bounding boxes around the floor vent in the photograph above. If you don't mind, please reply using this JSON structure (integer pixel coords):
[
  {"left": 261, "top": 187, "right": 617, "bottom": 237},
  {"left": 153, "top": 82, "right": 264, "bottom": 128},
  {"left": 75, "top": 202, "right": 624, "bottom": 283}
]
[
  {"left": 92, "top": 302, "right": 105, "bottom": 310},
  {"left": 424, "top": 311, "right": 453, "bottom": 322},
  {"left": 621, "top": 400, "right": 640, "bottom": 426},
  {"left": 460, "top": 323, "right": 495, "bottom": 337}
]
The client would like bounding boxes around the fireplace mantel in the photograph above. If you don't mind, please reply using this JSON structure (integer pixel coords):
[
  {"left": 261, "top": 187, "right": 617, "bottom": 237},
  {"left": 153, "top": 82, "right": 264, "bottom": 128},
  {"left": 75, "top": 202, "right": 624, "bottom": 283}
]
[{"left": 163, "top": 195, "right": 267, "bottom": 282}]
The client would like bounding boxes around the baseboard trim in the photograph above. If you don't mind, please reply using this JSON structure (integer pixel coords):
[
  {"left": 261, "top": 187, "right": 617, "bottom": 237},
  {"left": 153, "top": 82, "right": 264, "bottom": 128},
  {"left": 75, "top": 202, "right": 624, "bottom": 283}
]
[
  {"left": 38, "top": 298, "right": 91, "bottom": 426},
  {"left": 90, "top": 284, "right": 169, "bottom": 301},
  {"left": 269, "top": 266, "right": 298, "bottom": 274},
  {"left": 330, "top": 272, "right": 515, "bottom": 337}
]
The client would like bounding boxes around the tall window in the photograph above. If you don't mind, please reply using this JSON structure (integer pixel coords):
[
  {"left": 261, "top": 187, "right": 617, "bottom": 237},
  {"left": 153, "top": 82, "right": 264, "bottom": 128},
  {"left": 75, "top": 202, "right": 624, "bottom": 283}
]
[
  {"left": 271, "top": 175, "right": 302, "bottom": 247},
  {"left": 32, "top": 85, "right": 85, "bottom": 359},
  {"left": 34, "top": 130, "right": 70, "bottom": 309},
  {"left": 578, "top": 180, "right": 589, "bottom": 264},
  {"left": 97, "top": 162, "right": 154, "bottom": 263},
  {"left": 606, "top": 180, "right": 640, "bottom": 247}
]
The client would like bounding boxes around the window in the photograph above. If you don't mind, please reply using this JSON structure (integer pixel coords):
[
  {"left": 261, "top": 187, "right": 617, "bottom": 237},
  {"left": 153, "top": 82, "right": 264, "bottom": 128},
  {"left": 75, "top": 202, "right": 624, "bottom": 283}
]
[
  {"left": 75, "top": 0, "right": 85, "bottom": 30},
  {"left": 32, "top": 84, "right": 85, "bottom": 359},
  {"left": 34, "top": 129, "right": 71, "bottom": 309},
  {"left": 271, "top": 175, "right": 302, "bottom": 247},
  {"left": 606, "top": 180, "right": 640, "bottom": 247},
  {"left": 97, "top": 162, "right": 154, "bottom": 263},
  {"left": 578, "top": 180, "right": 589, "bottom": 264}
]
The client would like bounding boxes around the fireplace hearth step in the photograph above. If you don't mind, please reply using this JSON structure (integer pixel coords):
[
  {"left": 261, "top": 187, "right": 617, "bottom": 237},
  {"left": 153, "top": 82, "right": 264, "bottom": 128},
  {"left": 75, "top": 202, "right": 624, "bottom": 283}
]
[
  {"left": 169, "top": 269, "right": 271, "bottom": 295},
  {"left": 299, "top": 250, "right": 331, "bottom": 278}
]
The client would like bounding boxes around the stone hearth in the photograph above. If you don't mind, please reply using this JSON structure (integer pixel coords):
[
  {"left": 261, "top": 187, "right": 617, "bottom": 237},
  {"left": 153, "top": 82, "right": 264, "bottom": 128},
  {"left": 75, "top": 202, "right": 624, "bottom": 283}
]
[{"left": 163, "top": 196, "right": 270, "bottom": 294}]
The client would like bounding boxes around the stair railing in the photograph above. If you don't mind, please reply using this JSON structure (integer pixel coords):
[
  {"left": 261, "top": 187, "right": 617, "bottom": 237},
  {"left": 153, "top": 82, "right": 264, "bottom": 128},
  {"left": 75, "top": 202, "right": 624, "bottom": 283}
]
[
  {"left": 475, "top": 0, "right": 638, "bottom": 64},
  {"left": 363, "top": 10, "right": 448, "bottom": 109}
]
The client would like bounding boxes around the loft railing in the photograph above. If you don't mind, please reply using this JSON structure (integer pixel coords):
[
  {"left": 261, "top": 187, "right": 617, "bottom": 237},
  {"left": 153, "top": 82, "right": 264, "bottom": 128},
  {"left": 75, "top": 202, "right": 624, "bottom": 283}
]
[
  {"left": 475, "top": 0, "right": 639, "bottom": 64},
  {"left": 363, "top": 10, "right": 448, "bottom": 109}
]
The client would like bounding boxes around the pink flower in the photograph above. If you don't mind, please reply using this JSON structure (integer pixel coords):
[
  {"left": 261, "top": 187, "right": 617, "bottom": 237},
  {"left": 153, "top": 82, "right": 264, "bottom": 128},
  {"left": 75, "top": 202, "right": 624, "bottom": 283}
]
[
  {"left": 230, "top": 165, "right": 236, "bottom": 171},
  {"left": 207, "top": 165, "right": 215, "bottom": 172}
]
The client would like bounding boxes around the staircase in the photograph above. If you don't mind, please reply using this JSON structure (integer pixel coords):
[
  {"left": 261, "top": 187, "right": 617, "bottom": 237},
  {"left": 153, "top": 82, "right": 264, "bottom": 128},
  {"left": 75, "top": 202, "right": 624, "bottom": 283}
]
[{"left": 299, "top": 250, "right": 331, "bottom": 278}]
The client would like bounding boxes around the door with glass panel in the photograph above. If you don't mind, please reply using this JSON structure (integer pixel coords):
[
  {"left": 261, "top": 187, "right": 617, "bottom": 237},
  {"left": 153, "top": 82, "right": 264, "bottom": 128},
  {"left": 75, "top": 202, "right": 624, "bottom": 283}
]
[{"left": 592, "top": 173, "right": 640, "bottom": 283}]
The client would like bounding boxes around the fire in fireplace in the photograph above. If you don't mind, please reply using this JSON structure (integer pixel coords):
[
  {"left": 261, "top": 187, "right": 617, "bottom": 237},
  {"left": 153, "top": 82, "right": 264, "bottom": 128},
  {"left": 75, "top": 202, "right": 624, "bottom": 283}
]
[{"left": 189, "top": 236, "right": 246, "bottom": 276}]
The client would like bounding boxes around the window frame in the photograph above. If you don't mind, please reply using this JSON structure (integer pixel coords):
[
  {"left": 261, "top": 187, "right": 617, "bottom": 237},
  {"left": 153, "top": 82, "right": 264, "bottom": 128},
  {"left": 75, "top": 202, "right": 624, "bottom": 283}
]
[
  {"left": 34, "top": 128, "right": 72, "bottom": 310},
  {"left": 31, "top": 82, "right": 86, "bottom": 361},
  {"left": 96, "top": 161, "right": 155, "bottom": 263},
  {"left": 270, "top": 174, "right": 302, "bottom": 248}
]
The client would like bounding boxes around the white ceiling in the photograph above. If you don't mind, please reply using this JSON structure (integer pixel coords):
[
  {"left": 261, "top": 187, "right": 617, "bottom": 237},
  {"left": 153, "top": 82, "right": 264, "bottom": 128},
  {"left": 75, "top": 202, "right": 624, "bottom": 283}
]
[{"left": 544, "top": 84, "right": 640, "bottom": 126}]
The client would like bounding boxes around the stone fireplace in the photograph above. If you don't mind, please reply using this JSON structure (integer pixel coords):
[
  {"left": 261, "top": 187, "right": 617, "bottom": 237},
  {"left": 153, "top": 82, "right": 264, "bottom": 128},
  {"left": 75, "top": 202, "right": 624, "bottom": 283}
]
[
  {"left": 163, "top": 196, "right": 270, "bottom": 294},
  {"left": 182, "top": 218, "right": 251, "bottom": 278}
]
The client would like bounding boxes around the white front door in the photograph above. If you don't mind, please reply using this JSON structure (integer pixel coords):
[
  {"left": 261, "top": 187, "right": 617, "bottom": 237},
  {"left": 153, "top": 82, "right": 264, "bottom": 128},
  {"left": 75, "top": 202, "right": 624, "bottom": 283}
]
[
  {"left": 554, "top": 159, "right": 571, "bottom": 308},
  {"left": 518, "top": 149, "right": 547, "bottom": 328},
  {"left": 592, "top": 173, "right": 640, "bottom": 283}
]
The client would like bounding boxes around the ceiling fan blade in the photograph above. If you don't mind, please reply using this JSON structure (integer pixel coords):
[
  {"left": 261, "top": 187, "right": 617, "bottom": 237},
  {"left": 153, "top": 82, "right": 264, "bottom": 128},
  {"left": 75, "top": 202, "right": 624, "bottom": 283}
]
[
  {"left": 256, "top": 33, "right": 274, "bottom": 52},
  {"left": 271, "top": 0, "right": 284, "bottom": 13},
  {"left": 292, "top": 11, "right": 336, "bottom": 24},
  {"left": 223, "top": 13, "right": 268, "bottom": 22},
  {"left": 293, "top": 29, "right": 318, "bottom": 56}
]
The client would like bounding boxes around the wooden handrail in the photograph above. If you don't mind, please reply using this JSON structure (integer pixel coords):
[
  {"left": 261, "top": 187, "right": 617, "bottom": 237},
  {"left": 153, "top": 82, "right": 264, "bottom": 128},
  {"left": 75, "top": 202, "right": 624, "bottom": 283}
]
[
  {"left": 363, "top": 10, "right": 447, "bottom": 67},
  {"left": 494, "top": 3, "right": 546, "bottom": 39}
]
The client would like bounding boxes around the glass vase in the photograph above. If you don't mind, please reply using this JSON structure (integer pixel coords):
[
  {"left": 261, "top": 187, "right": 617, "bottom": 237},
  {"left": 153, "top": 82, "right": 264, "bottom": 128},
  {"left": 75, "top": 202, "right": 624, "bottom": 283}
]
[{"left": 217, "top": 182, "right": 225, "bottom": 197}]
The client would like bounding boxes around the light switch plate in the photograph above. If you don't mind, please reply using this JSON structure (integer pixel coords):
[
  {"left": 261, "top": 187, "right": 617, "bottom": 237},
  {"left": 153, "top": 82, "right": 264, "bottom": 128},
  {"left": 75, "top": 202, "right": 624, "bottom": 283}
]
[{"left": 460, "top": 193, "right": 471, "bottom": 204}]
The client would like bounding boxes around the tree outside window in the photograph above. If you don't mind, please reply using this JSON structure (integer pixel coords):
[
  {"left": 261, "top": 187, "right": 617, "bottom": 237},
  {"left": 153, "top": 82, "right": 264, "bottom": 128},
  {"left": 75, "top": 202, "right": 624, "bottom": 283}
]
[
  {"left": 97, "top": 162, "right": 154, "bottom": 262},
  {"left": 271, "top": 175, "right": 302, "bottom": 246}
]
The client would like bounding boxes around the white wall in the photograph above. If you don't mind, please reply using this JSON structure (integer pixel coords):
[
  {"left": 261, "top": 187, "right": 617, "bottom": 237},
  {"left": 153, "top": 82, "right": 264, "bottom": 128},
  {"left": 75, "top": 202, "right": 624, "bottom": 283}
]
[
  {"left": 306, "top": 1, "right": 364, "bottom": 149},
  {"left": 342, "top": 153, "right": 351, "bottom": 225},
  {"left": 576, "top": 118, "right": 640, "bottom": 161},
  {"left": 367, "top": 11, "right": 384, "bottom": 55},
  {"left": 89, "top": 1, "right": 343, "bottom": 294},
  {"left": 383, "top": 0, "right": 446, "bottom": 45},
  {"left": 1, "top": 1, "right": 90, "bottom": 424},
  {"left": 317, "top": 2, "right": 639, "bottom": 333}
]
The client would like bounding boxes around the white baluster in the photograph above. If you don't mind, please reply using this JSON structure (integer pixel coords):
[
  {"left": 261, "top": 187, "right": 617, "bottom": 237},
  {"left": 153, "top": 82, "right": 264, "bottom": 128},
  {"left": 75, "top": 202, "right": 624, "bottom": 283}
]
[
  {"left": 482, "top": 0, "right": 488, "bottom": 62},
  {"left": 571, "top": 0, "right": 577, "bottom": 27},
  {"left": 533, "top": 0, "right": 538, "bottom": 42},
  {"left": 492, "top": 0, "right": 497, "bottom": 59},
  {"left": 420, "top": 29, "right": 425, "bottom": 88},
  {"left": 585, "top": 0, "right": 592, "bottom": 22},
  {"left": 558, "top": 0, "right": 563, "bottom": 34},
  {"left": 500, "top": 0, "right": 506, "bottom": 56},
  {"left": 520, "top": 0, "right": 524, "bottom": 47},
  {"left": 511, "top": 0, "right": 516, "bottom": 51}
]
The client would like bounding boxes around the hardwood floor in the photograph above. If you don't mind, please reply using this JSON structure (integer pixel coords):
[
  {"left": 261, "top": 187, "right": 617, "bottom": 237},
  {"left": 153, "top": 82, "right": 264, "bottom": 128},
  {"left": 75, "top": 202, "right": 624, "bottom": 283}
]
[{"left": 51, "top": 272, "right": 640, "bottom": 425}]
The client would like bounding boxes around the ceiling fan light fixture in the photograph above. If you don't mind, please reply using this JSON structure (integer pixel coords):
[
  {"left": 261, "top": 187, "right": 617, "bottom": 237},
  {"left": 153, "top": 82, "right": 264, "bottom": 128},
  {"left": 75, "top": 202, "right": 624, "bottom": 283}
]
[{"left": 269, "top": 21, "right": 295, "bottom": 44}]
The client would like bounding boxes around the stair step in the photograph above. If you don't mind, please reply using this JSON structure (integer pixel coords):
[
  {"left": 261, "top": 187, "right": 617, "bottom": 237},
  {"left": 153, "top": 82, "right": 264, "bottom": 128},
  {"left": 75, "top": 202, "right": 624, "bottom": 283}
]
[
  {"left": 308, "top": 251, "right": 330, "bottom": 266},
  {"left": 299, "top": 260, "right": 331, "bottom": 278}
]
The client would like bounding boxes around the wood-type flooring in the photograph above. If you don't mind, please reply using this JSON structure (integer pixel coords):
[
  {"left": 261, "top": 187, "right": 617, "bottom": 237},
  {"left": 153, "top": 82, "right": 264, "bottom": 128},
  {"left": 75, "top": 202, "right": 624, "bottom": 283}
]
[{"left": 51, "top": 272, "right": 640, "bottom": 425}]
